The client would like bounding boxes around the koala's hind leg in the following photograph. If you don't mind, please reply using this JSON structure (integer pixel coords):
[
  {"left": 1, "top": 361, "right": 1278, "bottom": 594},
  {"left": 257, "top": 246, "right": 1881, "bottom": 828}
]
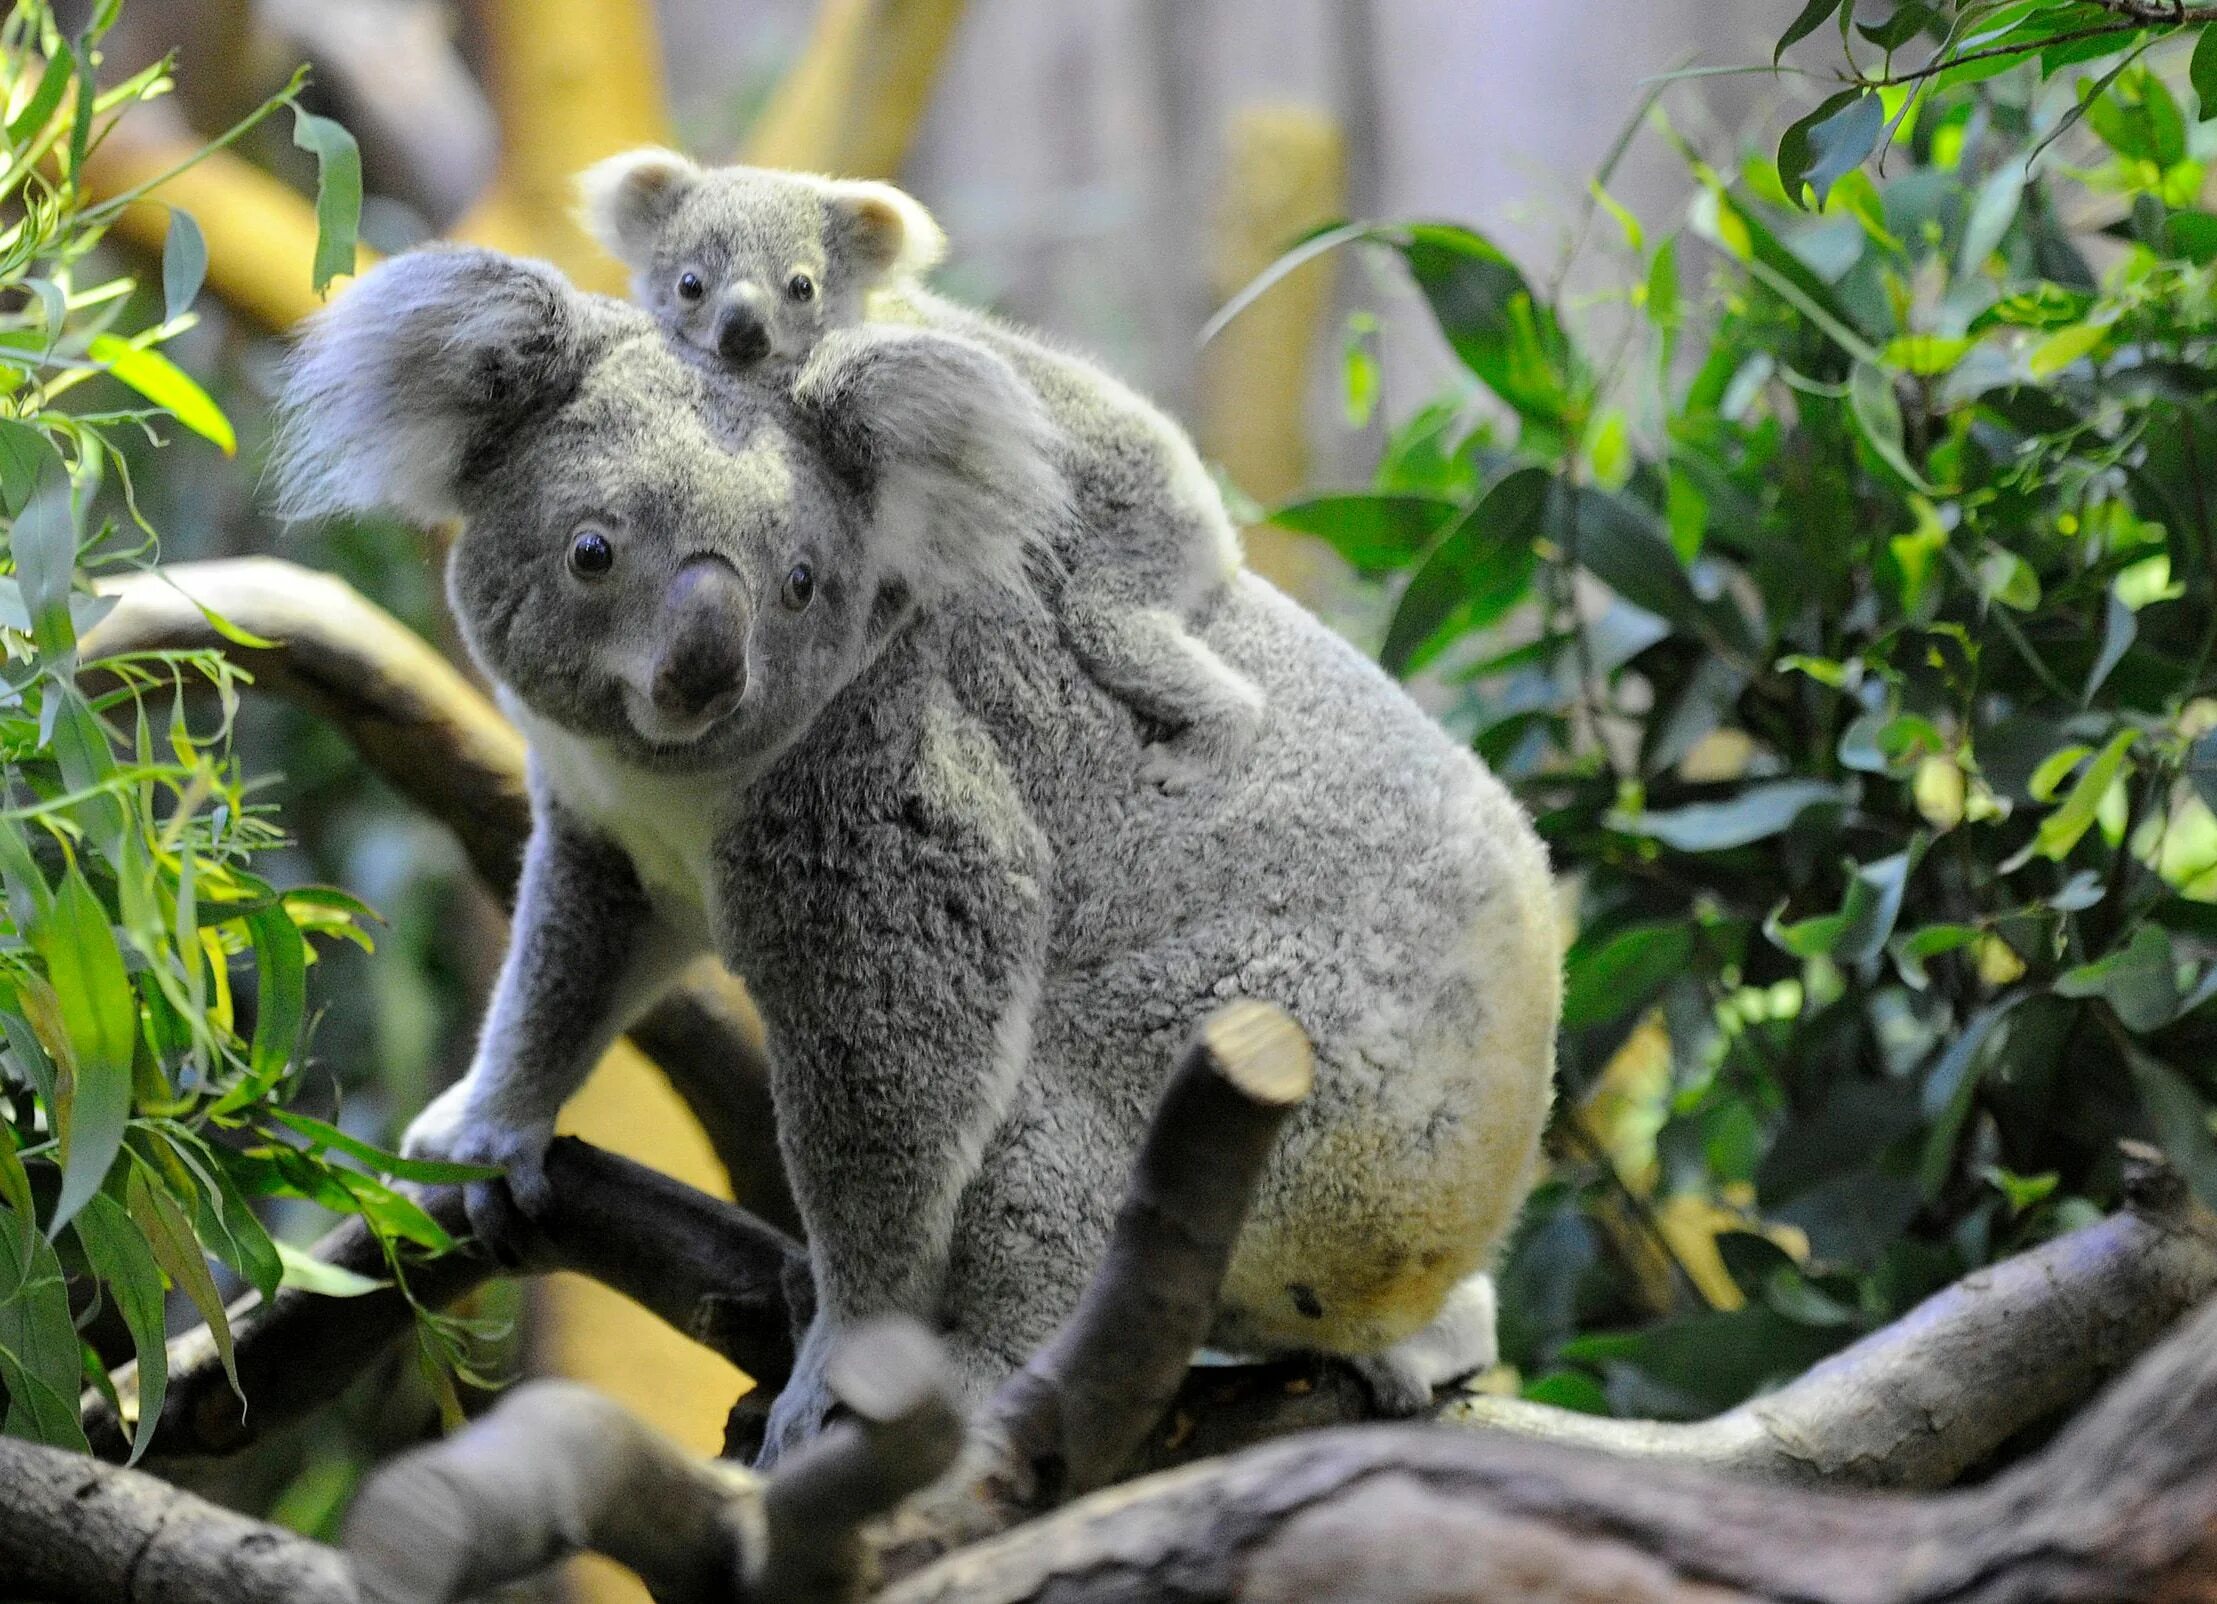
[
  {"left": 1346, "top": 1272, "right": 1500, "bottom": 1416},
  {"left": 1062, "top": 594, "right": 1264, "bottom": 792}
]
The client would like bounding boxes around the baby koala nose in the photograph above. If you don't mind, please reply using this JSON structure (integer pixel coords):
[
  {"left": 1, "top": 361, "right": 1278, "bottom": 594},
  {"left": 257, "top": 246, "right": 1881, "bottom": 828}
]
[
  {"left": 650, "top": 556, "right": 749, "bottom": 724},
  {"left": 715, "top": 302, "right": 771, "bottom": 366}
]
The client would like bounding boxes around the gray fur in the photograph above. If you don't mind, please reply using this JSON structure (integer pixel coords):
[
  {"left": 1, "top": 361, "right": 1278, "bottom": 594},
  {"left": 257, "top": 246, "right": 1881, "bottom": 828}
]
[
  {"left": 577, "top": 154, "right": 1262, "bottom": 786},
  {"left": 275, "top": 249, "right": 1560, "bottom": 1465}
]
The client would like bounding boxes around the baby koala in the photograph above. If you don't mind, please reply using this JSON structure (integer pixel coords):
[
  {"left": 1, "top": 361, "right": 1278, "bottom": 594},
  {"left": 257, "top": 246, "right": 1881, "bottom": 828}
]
[{"left": 578, "top": 150, "right": 1262, "bottom": 787}]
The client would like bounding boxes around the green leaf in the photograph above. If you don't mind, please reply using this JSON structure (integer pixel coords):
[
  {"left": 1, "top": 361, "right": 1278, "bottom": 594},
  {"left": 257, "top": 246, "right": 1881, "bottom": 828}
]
[
  {"left": 275, "top": 1240, "right": 388, "bottom": 1298},
  {"left": 34, "top": 863, "right": 137, "bottom": 1233},
  {"left": 0, "top": 418, "right": 58, "bottom": 517},
  {"left": 265, "top": 1108, "right": 501, "bottom": 1186},
  {"left": 335, "top": 1170, "right": 457, "bottom": 1254},
  {"left": 1776, "top": 0, "right": 1845, "bottom": 62},
  {"left": 159, "top": 1131, "right": 282, "bottom": 1302},
  {"left": 2028, "top": 727, "right": 2137, "bottom": 863},
  {"left": 1849, "top": 362, "right": 1931, "bottom": 490},
  {"left": 1379, "top": 466, "right": 1546, "bottom": 676},
  {"left": 1767, "top": 845, "right": 1918, "bottom": 965},
  {"left": 162, "top": 208, "right": 208, "bottom": 324},
  {"left": 246, "top": 903, "right": 305, "bottom": 1087},
  {"left": 5, "top": 48, "right": 70, "bottom": 144},
  {"left": 1859, "top": 1, "right": 1936, "bottom": 50},
  {"left": 1960, "top": 159, "right": 2028, "bottom": 273},
  {"left": 291, "top": 108, "right": 363, "bottom": 296},
  {"left": 1560, "top": 484, "right": 1759, "bottom": 659},
  {"left": 1780, "top": 91, "right": 1885, "bottom": 209},
  {"left": 1891, "top": 922, "right": 1984, "bottom": 989},
  {"left": 1390, "top": 223, "right": 1581, "bottom": 426},
  {"left": 126, "top": 1164, "right": 238, "bottom": 1401},
  {"left": 1612, "top": 780, "right": 1846, "bottom": 853},
  {"left": 1268, "top": 493, "right": 1464, "bottom": 575},
  {"left": 73, "top": 1193, "right": 168, "bottom": 1463},
  {"left": 2195, "top": 22, "right": 2217, "bottom": 120},
  {"left": 0, "top": 1208, "right": 89, "bottom": 1451},
  {"left": 2056, "top": 924, "right": 2180, "bottom": 1033},
  {"left": 1562, "top": 920, "right": 1695, "bottom": 1031},
  {"left": 85, "top": 335, "right": 236, "bottom": 455},
  {"left": 2128, "top": 1048, "right": 2217, "bottom": 1207},
  {"left": 2188, "top": 730, "right": 2217, "bottom": 818},
  {"left": 1918, "top": 998, "right": 2020, "bottom": 1197},
  {"left": 2084, "top": 588, "right": 2137, "bottom": 704}
]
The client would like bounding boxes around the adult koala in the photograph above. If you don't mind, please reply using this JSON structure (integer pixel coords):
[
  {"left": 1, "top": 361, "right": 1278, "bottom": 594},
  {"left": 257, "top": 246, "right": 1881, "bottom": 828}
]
[{"left": 276, "top": 245, "right": 1560, "bottom": 1463}]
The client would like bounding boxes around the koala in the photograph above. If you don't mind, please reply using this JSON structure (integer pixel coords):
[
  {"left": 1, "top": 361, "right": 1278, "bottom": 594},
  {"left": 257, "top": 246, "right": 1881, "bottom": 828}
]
[
  {"left": 275, "top": 246, "right": 1561, "bottom": 1465},
  {"left": 577, "top": 149, "right": 1262, "bottom": 790}
]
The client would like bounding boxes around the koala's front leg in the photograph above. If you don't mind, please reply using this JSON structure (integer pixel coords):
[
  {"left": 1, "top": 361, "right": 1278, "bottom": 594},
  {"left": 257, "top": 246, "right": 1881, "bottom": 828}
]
[
  {"left": 405, "top": 802, "right": 700, "bottom": 1237},
  {"left": 732, "top": 718, "right": 1049, "bottom": 1464}
]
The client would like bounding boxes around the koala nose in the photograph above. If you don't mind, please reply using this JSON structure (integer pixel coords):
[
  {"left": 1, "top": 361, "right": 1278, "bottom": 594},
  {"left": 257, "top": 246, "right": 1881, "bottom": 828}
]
[
  {"left": 650, "top": 556, "right": 749, "bottom": 724},
  {"left": 715, "top": 302, "right": 771, "bottom": 366}
]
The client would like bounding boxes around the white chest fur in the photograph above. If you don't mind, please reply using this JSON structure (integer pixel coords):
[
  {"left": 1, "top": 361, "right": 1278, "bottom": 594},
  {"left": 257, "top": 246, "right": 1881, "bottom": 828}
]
[{"left": 505, "top": 699, "right": 736, "bottom": 923}]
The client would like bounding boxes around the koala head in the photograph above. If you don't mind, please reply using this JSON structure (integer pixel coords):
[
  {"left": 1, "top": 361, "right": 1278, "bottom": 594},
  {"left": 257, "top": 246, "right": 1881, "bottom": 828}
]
[
  {"left": 275, "top": 246, "right": 1061, "bottom": 776},
  {"left": 576, "top": 149, "right": 946, "bottom": 369}
]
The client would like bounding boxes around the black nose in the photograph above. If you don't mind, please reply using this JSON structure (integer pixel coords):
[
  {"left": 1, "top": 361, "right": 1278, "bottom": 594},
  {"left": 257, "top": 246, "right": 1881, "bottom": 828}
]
[
  {"left": 651, "top": 557, "right": 749, "bottom": 723},
  {"left": 716, "top": 305, "right": 770, "bottom": 366}
]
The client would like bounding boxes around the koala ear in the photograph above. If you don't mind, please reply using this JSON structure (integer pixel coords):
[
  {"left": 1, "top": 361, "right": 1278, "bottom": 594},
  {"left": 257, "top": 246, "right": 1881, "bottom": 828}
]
[
  {"left": 274, "top": 246, "right": 590, "bottom": 525},
  {"left": 823, "top": 179, "right": 947, "bottom": 286},
  {"left": 796, "top": 325, "right": 1065, "bottom": 610},
  {"left": 576, "top": 146, "right": 702, "bottom": 268}
]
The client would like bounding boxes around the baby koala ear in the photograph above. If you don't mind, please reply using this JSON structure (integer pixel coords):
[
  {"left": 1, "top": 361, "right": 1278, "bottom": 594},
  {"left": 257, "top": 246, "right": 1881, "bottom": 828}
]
[
  {"left": 796, "top": 325, "right": 1065, "bottom": 610},
  {"left": 274, "top": 246, "right": 591, "bottom": 526},
  {"left": 576, "top": 146, "right": 702, "bottom": 268},
  {"left": 823, "top": 179, "right": 947, "bottom": 286}
]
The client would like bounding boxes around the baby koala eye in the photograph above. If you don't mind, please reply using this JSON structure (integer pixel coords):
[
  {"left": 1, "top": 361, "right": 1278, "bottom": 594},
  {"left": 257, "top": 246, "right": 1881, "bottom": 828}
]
[
  {"left": 568, "top": 527, "right": 615, "bottom": 579},
  {"left": 676, "top": 271, "right": 705, "bottom": 302},
  {"left": 781, "top": 561, "right": 816, "bottom": 611},
  {"left": 786, "top": 271, "right": 816, "bottom": 303}
]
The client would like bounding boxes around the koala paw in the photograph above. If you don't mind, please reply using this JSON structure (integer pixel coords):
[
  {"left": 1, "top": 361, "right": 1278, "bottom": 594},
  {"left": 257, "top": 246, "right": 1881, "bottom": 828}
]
[
  {"left": 1348, "top": 1273, "right": 1500, "bottom": 1417},
  {"left": 1140, "top": 703, "right": 1262, "bottom": 794},
  {"left": 401, "top": 1082, "right": 556, "bottom": 1265},
  {"left": 756, "top": 1327, "right": 844, "bottom": 1471}
]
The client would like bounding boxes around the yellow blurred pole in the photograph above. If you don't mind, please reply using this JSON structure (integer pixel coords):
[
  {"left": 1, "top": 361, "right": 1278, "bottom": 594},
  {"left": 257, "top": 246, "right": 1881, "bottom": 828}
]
[
  {"left": 452, "top": 0, "right": 671, "bottom": 289},
  {"left": 81, "top": 123, "right": 378, "bottom": 330},
  {"left": 741, "top": 0, "right": 969, "bottom": 178},
  {"left": 1198, "top": 103, "right": 1346, "bottom": 602}
]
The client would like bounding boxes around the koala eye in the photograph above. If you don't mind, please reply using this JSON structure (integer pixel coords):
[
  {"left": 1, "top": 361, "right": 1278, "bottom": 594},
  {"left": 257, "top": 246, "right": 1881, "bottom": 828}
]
[
  {"left": 786, "top": 271, "right": 816, "bottom": 303},
  {"left": 568, "top": 528, "right": 615, "bottom": 579},
  {"left": 781, "top": 561, "right": 816, "bottom": 611},
  {"left": 676, "top": 271, "right": 705, "bottom": 302}
]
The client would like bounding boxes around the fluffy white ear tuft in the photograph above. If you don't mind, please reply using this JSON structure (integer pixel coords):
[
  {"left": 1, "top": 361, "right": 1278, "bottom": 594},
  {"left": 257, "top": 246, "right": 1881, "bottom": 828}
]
[
  {"left": 825, "top": 179, "right": 947, "bottom": 286},
  {"left": 273, "top": 247, "right": 585, "bottom": 526},
  {"left": 576, "top": 146, "right": 702, "bottom": 267},
  {"left": 796, "top": 325, "right": 1066, "bottom": 611}
]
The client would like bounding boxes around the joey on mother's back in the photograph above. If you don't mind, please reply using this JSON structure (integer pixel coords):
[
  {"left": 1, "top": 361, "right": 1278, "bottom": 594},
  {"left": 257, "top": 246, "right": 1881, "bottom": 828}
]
[{"left": 275, "top": 246, "right": 1562, "bottom": 1465}]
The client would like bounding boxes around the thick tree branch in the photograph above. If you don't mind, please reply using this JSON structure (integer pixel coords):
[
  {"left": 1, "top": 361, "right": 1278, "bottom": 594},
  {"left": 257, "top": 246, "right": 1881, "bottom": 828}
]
[
  {"left": 0, "top": 1433, "right": 356, "bottom": 1604},
  {"left": 86, "top": 559, "right": 796, "bottom": 1229},
  {"left": 879, "top": 1299, "right": 2217, "bottom": 1604},
  {"left": 345, "top": 1380, "right": 750, "bottom": 1604},
  {"left": 81, "top": 1137, "right": 805, "bottom": 1461}
]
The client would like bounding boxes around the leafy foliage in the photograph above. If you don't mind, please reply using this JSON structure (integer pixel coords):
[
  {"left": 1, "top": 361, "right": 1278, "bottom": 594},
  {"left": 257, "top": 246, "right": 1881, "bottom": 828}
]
[
  {"left": 0, "top": 0, "right": 483, "bottom": 1462},
  {"left": 1267, "top": 1, "right": 2217, "bottom": 1418}
]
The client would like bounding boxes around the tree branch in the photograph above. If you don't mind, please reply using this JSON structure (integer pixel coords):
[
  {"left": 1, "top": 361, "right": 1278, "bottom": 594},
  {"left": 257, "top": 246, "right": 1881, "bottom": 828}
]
[
  {"left": 878, "top": 1299, "right": 2217, "bottom": 1604},
  {"left": 80, "top": 1137, "right": 805, "bottom": 1462},
  {"left": 85, "top": 559, "right": 797, "bottom": 1230},
  {"left": 0, "top": 1433, "right": 356, "bottom": 1604}
]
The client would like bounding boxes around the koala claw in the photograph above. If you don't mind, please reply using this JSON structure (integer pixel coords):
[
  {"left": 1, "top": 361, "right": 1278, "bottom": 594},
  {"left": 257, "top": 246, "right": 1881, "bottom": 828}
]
[
  {"left": 756, "top": 1345, "right": 844, "bottom": 1471},
  {"left": 1140, "top": 714, "right": 1258, "bottom": 794},
  {"left": 400, "top": 1083, "right": 556, "bottom": 1265},
  {"left": 1348, "top": 1273, "right": 1500, "bottom": 1417}
]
